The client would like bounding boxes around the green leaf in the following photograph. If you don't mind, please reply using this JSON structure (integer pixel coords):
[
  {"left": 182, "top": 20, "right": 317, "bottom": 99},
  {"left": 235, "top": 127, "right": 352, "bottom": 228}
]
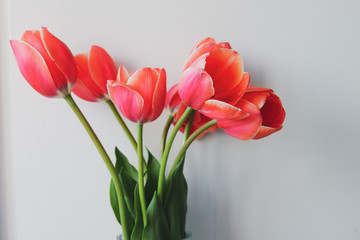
[
  {"left": 131, "top": 184, "right": 143, "bottom": 240},
  {"left": 164, "top": 158, "right": 188, "bottom": 240},
  {"left": 110, "top": 179, "right": 121, "bottom": 224},
  {"left": 119, "top": 168, "right": 137, "bottom": 220},
  {"left": 142, "top": 193, "right": 169, "bottom": 240},
  {"left": 144, "top": 150, "right": 162, "bottom": 206},
  {"left": 115, "top": 147, "right": 138, "bottom": 182},
  {"left": 110, "top": 148, "right": 137, "bottom": 227}
]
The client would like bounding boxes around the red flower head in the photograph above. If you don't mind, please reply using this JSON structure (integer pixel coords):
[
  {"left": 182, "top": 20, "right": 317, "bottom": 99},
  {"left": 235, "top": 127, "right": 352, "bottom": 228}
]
[
  {"left": 72, "top": 45, "right": 117, "bottom": 102},
  {"left": 10, "top": 27, "right": 77, "bottom": 97},
  {"left": 218, "top": 86, "right": 285, "bottom": 139},
  {"left": 178, "top": 38, "right": 250, "bottom": 121},
  {"left": 108, "top": 66, "right": 167, "bottom": 123}
]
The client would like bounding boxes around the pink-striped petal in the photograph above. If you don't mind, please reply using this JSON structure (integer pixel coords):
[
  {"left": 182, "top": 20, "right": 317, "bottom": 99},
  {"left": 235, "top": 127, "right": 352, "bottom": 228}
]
[
  {"left": 88, "top": 45, "right": 117, "bottom": 95},
  {"left": 178, "top": 67, "right": 214, "bottom": 109},
  {"left": 199, "top": 99, "right": 248, "bottom": 120},
  {"left": 218, "top": 99, "right": 262, "bottom": 140},
  {"left": 108, "top": 82, "right": 144, "bottom": 123},
  {"left": 40, "top": 27, "right": 77, "bottom": 87},
  {"left": 10, "top": 40, "right": 58, "bottom": 97}
]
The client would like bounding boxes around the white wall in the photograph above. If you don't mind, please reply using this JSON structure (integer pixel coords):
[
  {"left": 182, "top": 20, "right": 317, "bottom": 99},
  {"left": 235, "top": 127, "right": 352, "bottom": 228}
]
[{"left": 2, "top": 0, "right": 360, "bottom": 239}]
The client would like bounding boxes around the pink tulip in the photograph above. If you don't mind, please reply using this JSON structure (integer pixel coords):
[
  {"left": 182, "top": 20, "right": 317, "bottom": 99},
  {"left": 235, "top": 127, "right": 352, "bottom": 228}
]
[
  {"left": 72, "top": 45, "right": 117, "bottom": 102},
  {"left": 10, "top": 27, "right": 77, "bottom": 97},
  {"left": 178, "top": 38, "right": 249, "bottom": 121},
  {"left": 107, "top": 67, "right": 167, "bottom": 123},
  {"left": 165, "top": 83, "right": 218, "bottom": 137},
  {"left": 218, "top": 86, "right": 285, "bottom": 140}
]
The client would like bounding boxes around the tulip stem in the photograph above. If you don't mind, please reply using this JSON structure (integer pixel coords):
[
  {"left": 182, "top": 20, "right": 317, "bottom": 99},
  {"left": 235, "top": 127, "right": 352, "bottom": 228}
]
[
  {"left": 107, "top": 100, "right": 146, "bottom": 170},
  {"left": 137, "top": 123, "right": 147, "bottom": 226},
  {"left": 107, "top": 100, "right": 137, "bottom": 150},
  {"left": 183, "top": 111, "right": 195, "bottom": 143},
  {"left": 157, "top": 107, "right": 194, "bottom": 201},
  {"left": 160, "top": 114, "right": 174, "bottom": 157},
  {"left": 169, "top": 119, "right": 217, "bottom": 179},
  {"left": 64, "top": 94, "right": 130, "bottom": 240}
]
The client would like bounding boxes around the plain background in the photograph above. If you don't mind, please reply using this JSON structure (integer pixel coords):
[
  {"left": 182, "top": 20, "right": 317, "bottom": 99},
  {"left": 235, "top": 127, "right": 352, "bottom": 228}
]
[{"left": 1, "top": 0, "right": 360, "bottom": 239}]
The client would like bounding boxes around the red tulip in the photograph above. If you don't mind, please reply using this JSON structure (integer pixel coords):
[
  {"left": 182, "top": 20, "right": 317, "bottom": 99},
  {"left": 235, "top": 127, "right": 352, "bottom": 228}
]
[
  {"left": 218, "top": 86, "right": 285, "bottom": 140},
  {"left": 178, "top": 38, "right": 249, "bottom": 121},
  {"left": 72, "top": 45, "right": 117, "bottom": 102},
  {"left": 10, "top": 27, "right": 77, "bottom": 97},
  {"left": 107, "top": 67, "right": 167, "bottom": 123}
]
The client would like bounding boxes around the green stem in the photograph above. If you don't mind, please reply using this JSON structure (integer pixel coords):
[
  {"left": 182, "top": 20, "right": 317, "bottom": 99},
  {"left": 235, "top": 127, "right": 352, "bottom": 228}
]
[
  {"left": 169, "top": 119, "right": 217, "bottom": 178},
  {"left": 183, "top": 111, "right": 195, "bottom": 143},
  {"left": 137, "top": 124, "right": 147, "bottom": 226},
  {"left": 157, "top": 107, "right": 194, "bottom": 201},
  {"left": 107, "top": 100, "right": 137, "bottom": 150},
  {"left": 160, "top": 114, "right": 174, "bottom": 156},
  {"left": 107, "top": 100, "right": 146, "bottom": 170},
  {"left": 64, "top": 95, "right": 130, "bottom": 240}
]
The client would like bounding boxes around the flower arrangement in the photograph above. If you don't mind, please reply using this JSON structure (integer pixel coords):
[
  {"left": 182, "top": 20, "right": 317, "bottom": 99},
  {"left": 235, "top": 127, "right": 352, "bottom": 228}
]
[{"left": 10, "top": 27, "right": 285, "bottom": 240}]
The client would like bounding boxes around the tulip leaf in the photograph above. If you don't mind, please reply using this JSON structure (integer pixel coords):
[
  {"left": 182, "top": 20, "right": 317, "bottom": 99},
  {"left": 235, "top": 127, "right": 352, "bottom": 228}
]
[
  {"left": 131, "top": 184, "right": 143, "bottom": 240},
  {"left": 144, "top": 150, "right": 162, "bottom": 206},
  {"left": 110, "top": 179, "right": 121, "bottom": 224},
  {"left": 142, "top": 193, "right": 170, "bottom": 240},
  {"left": 110, "top": 148, "right": 137, "bottom": 226},
  {"left": 119, "top": 168, "right": 137, "bottom": 220},
  {"left": 164, "top": 158, "right": 188, "bottom": 240},
  {"left": 115, "top": 147, "right": 138, "bottom": 182},
  {"left": 109, "top": 167, "right": 133, "bottom": 235}
]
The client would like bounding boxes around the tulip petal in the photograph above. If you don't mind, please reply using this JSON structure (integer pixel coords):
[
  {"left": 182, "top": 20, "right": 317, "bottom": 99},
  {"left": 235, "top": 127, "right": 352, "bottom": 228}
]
[
  {"left": 40, "top": 27, "right": 77, "bottom": 87},
  {"left": 127, "top": 68, "right": 157, "bottom": 121},
  {"left": 108, "top": 83, "right": 144, "bottom": 123},
  {"left": 21, "top": 30, "right": 68, "bottom": 95},
  {"left": 166, "top": 84, "right": 181, "bottom": 112},
  {"left": 218, "top": 99, "right": 262, "bottom": 140},
  {"left": 260, "top": 93, "right": 285, "bottom": 128},
  {"left": 150, "top": 68, "right": 167, "bottom": 121},
  {"left": 72, "top": 54, "right": 105, "bottom": 101},
  {"left": 213, "top": 72, "right": 250, "bottom": 105},
  {"left": 205, "top": 47, "right": 244, "bottom": 95},
  {"left": 117, "top": 66, "right": 130, "bottom": 83},
  {"left": 10, "top": 40, "right": 58, "bottom": 97},
  {"left": 184, "top": 42, "right": 217, "bottom": 70},
  {"left": 253, "top": 126, "right": 283, "bottom": 139},
  {"left": 217, "top": 42, "right": 232, "bottom": 49},
  {"left": 199, "top": 99, "right": 248, "bottom": 120},
  {"left": 88, "top": 45, "right": 117, "bottom": 95},
  {"left": 178, "top": 67, "right": 214, "bottom": 109},
  {"left": 189, "top": 37, "right": 217, "bottom": 54}
]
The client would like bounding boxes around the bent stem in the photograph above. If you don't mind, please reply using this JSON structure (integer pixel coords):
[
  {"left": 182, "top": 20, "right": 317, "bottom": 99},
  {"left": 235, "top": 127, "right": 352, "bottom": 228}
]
[
  {"left": 137, "top": 124, "right": 147, "bottom": 226},
  {"left": 160, "top": 114, "right": 174, "bottom": 156},
  {"left": 169, "top": 119, "right": 217, "bottom": 178},
  {"left": 157, "top": 107, "right": 194, "bottom": 201},
  {"left": 64, "top": 94, "right": 130, "bottom": 240}
]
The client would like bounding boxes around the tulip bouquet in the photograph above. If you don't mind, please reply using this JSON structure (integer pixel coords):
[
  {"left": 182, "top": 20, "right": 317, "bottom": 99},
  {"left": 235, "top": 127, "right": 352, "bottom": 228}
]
[{"left": 10, "top": 27, "right": 285, "bottom": 240}]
